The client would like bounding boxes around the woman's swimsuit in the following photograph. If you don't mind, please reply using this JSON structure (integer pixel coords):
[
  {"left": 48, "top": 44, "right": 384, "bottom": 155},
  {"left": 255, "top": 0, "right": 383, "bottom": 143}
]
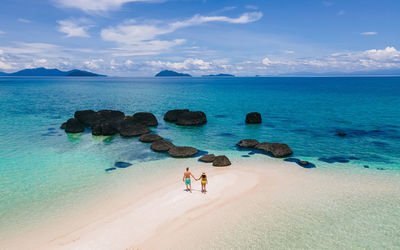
[{"left": 201, "top": 175, "right": 207, "bottom": 185}]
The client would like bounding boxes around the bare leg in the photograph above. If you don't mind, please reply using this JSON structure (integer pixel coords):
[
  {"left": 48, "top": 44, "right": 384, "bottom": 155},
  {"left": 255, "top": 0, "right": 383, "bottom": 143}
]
[
  {"left": 204, "top": 184, "right": 207, "bottom": 194},
  {"left": 189, "top": 184, "right": 192, "bottom": 193},
  {"left": 185, "top": 184, "right": 188, "bottom": 191}
]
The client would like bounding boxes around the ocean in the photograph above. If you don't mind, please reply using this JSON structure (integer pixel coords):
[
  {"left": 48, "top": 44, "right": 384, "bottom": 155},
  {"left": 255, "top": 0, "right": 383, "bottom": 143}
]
[{"left": 0, "top": 76, "right": 399, "bottom": 247}]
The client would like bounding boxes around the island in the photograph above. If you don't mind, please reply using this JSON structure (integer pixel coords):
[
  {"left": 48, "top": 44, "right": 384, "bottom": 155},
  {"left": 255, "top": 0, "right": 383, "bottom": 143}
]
[
  {"left": 0, "top": 67, "right": 106, "bottom": 77},
  {"left": 202, "top": 73, "right": 235, "bottom": 77},
  {"left": 155, "top": 70, "right": 191, "bottom": 77}
]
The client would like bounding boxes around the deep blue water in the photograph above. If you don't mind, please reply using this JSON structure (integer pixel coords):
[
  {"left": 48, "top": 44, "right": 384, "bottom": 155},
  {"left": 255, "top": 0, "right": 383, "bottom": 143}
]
[{"left": 0, "top": 76, "right": 400, "bottom": 239}]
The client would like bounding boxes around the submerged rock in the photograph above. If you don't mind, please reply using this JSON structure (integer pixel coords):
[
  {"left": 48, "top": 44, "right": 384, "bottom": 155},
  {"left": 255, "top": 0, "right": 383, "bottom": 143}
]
[
  {"left": 168, "top": 146, "right": 198, "bottom": 158},
  {"left": 255, "top": 142, "right": 293, "bottom": 158},
  {"left": 199, "top": 154, "right": 216, "bottom": 163},
  {"left": 114, "top": 161, "right": 132, "bottom": 168},
  {"left": 132, "top": 112, "right": 158, "bottom": 126},
  {"left": 139, "top": 134, "right": 163, "bottom": 142},
  {"left": 213, "top": 155, "right": 231, "bottom": 167},
  {"left": 337, "top": 132, "right": 347, "bottom": 137},
  {"left": 284, "top": 158, "right": 316, "bottom": 168},
  {"left": 164, "top": 109, "right": 207, "bottom": 125},
  {"left": 237, "top": 139, "right": 260, "bottom": 148},
  {"left": 151, "top": 140, "right": 174, "bottom": 152},
  {"left": 65, "top": 118, "right": 84, "bottom": 133},
  {"left": 245, "top": 112, "right": 262, "bottom": 124}
]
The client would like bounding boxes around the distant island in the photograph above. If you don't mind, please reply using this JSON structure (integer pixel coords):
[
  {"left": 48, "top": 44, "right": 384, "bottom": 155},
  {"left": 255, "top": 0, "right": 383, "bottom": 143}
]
[
  {"left": 155, "top": 70, "right": 191, "bottom": 77},
  {"left": 202, "top": 73, "right": 235, "bottom": 77},
  {"left": 0, "top": 67, "right": 106, "bottom": 77}
]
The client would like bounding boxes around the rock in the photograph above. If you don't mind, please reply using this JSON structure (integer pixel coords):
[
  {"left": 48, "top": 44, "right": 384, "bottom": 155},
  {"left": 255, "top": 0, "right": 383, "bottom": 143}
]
[
  {"left": 237, "top": 139, "right": 260, "bottom": 148},
  {"left": 91, "top": 124, "right": 102, "bottom": 135},
  {"left": 213, "top": 155, "right": 231, "bottom": 167},
  {"left": 132, "top": 112, "right": 158, "bottom": 126},
  {"left": 65, "top": 118, "right": 84, "bottom": 133},
  {"left": 60, "top": 122, "right": 67, "bottom": 129},
  {"left": 151, "top": 140, "right": 174, "bottom": 152},
  {"left": 91, "top": 122, "right": 118, "bottom": 136},
  {"left": 168, "top": 146, "right": 198, "bottom": 158},
  {"left": 164, "top": 109, "right": 207, "bottom": 125},
  {"left": 299, "top": 160, "right": 309, "bottom": 166},
  {"left": 139, "top": 134, "right": 163, "bottom": 142},
  {"left": 97, "top": 110, "right": 125, "bottom": 123},
  {"left": 255, "top": 142, "right": 293, "bottom": 158},
  {"left": 364, "top": 165, "right": 370, "bottom": 168},
  {"left": 176, "top": 111, "right": 207, "bottom": 126},
  {"left": 337, "top": 132, "right": 347, "bottom": 137},
  {"left": 164, "top": 109, "right": 189, "bottom": 122},
  {"left": 74, "top": 110, "right": 98, "bottom": 126},
  {"left": 119, "top": 121, "right": 150, "bottom": 137},
  {"left": 245, "top": 112, "right": 262, "bottom": 124},
  {"left": 100, "top": 122, "right": 118, "bottom": 136},
  {"left": 74, "top": 109, "right": 125, "bottom": 127},
  {"left": 199, "top": 154, "right": 215, "bottom": 163}
]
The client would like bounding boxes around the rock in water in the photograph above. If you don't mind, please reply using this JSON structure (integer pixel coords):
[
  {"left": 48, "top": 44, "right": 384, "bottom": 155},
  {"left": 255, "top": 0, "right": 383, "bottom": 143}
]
[
  {"left": 139, "top": 134, "right": 163, "bottom": 142},
  {"left": 245, "top": 112, "right": 262, "bottom": 124},
  {"left": 65, "top": 118, "right": 84, "bottom": 133},
  {"left": 119, "top": 119, "right": 150, "bottom": 137},
  {"left": 132, "top": 112, "right": 158, "bottom": 126},
  {"left": 213, "top": 155, "right": 231, "bottom": 166},
  {"left": 299, "top": 160, "right": 309, "bottom": 166},
  {"left": 60, "top": 122, "right": 67, "bottom": 129},
  {"left": 199, "top": 154, "right": 215, "bottom": 162},
  {"left": 237, "top": 139, "right": 260, "bottom": 148},
  {"left": 168, "top": 146, "right": 198, "bottom": 158},
  {"left": 337, "top": 132, "right": 347, "bottom": 137},
  {"left": 151, "top": 140, "right": 174, "bottom": 152},
  {"left": 164, "top": 109, "right": 207, "bottom": 125},
  {"left": 164, "top": 109, "right": 190, "bottom": 122},
  {"left": 176, "top": 111, "right": 207, "bottom": 126},
  {"left": 255, "top": 142, "right": 293, "bottom": 158},
  {"left": 74, "top": 110, "right": 99, "bottom": 126}
]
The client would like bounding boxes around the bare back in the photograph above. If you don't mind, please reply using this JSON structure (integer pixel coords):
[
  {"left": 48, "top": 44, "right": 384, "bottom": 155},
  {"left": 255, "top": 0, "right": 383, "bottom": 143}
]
[{"left": 184, "top": 171, "right": 191, "bottom": 178}]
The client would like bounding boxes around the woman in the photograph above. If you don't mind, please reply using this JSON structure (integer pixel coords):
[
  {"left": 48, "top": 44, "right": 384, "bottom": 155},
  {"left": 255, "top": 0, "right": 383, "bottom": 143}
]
[{"left": 197, "top": 171, "right": 208, "bottom": 194}]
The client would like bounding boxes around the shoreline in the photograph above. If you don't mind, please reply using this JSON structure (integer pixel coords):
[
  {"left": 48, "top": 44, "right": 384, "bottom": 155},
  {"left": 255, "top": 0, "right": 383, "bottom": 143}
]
[{"left": 2, "top": 155, "right": 400, "bottom": 249}]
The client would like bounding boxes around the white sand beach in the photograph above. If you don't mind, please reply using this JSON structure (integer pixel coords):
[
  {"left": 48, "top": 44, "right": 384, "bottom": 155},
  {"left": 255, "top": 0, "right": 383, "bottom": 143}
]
[{"left": 3, "top": 156, "right": 400, "bottom": 249}]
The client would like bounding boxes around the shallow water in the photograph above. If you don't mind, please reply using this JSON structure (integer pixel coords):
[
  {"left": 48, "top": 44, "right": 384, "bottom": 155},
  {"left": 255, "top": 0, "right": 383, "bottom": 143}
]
[{"left": 0, "top": 76, "right": 399, "bottom": 245}]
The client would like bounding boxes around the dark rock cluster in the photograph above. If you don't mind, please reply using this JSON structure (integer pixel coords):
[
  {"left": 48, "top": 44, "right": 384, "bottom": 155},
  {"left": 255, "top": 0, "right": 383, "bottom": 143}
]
[
  {"left": 245, "top": 112, "right": 262, "bottom": 124},
  {"left": 61, "top": 110, "right": 156, "bottom": 137},
  {"left": 198, "top": 154, "right": 231, "bottom": 166}
]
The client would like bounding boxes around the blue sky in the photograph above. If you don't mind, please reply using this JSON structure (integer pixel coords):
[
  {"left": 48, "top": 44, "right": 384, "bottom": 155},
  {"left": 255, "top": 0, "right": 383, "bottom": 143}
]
[{"left": 0, "top": 0, "right": 399, "bottom": 76}]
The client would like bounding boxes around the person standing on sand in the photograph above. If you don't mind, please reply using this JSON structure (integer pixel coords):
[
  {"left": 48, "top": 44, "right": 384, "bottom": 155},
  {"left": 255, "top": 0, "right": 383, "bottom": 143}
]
[
  {"left": 183, "top": 167, "right": 196, "bottom": 192},
  {"left": 196, "top": 171, "right": 208, "bottom": 194}
]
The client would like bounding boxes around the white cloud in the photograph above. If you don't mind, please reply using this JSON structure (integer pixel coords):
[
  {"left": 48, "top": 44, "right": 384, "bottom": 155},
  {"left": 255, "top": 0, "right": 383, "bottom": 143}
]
[
  {"left": 18, "top": 18, "right": 31, "bottom": 23},
  {"left": 84, "top": 58, "right": 104, "bottom": 70},
  {"left": 55, "top": 0, "right": 163, "bottom": 13},
  {"left": 361, "top": 31, "right": 377, "bottom": 35},
  {"left": 262, "top": 57, "right": 272, "bottom": 66},
  {"left": 102, "top": 12, "right": 262, "bottom": 44},
  {"left": 57, "top": 19, "right": 92, "bottom": 37},
  {"left": 101, "top": 12, "right": 262, "bottom": 55},
  {"left": 245, "top": 5, "right": 259, "bottom": 10},
  {"left": 283, "top": 50, "right": 295, "bottom": 54}
]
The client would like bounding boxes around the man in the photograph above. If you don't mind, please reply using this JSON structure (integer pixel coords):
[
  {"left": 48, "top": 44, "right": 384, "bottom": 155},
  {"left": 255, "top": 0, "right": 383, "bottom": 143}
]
[{"left": 183, "top": 167, "right": 196, "bottom": 192}]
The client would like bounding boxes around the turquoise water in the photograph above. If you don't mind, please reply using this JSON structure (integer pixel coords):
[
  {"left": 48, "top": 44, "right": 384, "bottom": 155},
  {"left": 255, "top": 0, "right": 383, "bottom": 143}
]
[{"left": 1, "top": 77, "right": 400, "bottom": 243}]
